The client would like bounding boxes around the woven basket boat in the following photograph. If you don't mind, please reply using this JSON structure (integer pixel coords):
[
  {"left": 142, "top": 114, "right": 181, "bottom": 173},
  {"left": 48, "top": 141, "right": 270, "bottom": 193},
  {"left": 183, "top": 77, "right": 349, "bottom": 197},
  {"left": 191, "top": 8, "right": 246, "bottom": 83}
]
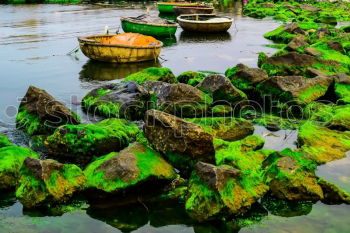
[
  {"left": 157, "top": 2, "right": 198, "bottom": 14},
  {"left": 177, "top": 14, "right": 233, "bottom": 33}
]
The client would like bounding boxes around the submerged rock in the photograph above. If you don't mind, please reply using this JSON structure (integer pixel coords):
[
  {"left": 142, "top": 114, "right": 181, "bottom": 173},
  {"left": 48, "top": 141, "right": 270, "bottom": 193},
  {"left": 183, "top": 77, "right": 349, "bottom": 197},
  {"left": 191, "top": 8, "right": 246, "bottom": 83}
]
[
  {"left": 264, "top": 148, "right": 323, "bottom": 201},
  {"left": 186, "top": 117, "right": 254, "bottom": 141},
  {"left": 298, "top": 121, "right": 350, "bottom": 164},
  {"left": 16, "top": 158, "right": 85, "bottom": 208},
  {"left": 176, "top": 71, "right": 206, "bottom": 86},
  {"left": 0, "top": 146, "right": 39, "bottom": 190},
  {"left": 144, "top": 110, "right": 215, "bottom": 172},
  {"left": 318, "top": 178, "right": 350, "bottom": 204},
  {"left": 45, "top": 118, "right": 139, "bottom": 164},
  {"left": 82, "top": 82, "right": 150, "bottom": 120},
  {"left": 0, "top": 134, "right": 12, "bottom": 148},
  {"left": 145, "top": 82, "right": 213, "bottom": 118},
  {"left": 257, "top": 75, "right": 333, "bottom": 105},
  {"left": 123, "top": 67, "right": 176, "bottom": 85},
  {"left": 84, "top": 142, "right": 177, "bottom": 195},
  {"left": 16, "top": 86, "right": 80, "bottom": 136},
  {"left": 196, "top": 74, "right": 247, "bottom": 106},
  {"left": 225, "top": 64, "right": 269, "bottom": 92}
]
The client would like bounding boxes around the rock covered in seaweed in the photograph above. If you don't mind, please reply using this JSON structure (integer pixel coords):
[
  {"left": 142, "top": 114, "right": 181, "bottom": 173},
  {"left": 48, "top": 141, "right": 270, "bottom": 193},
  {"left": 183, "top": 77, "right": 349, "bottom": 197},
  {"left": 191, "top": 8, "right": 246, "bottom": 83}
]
[
  {"left": 334, "top": 73, "right": 350, "bottom": 104},
  {"left": 16, "top": 157, "right": 86, "bottom": 208},
  {"left": 84, "top": 142, "right": 177, "bottom": 195},
  {"left": 144, "top": 110, "right": 215, "bottom": 173},
  {"left": 186, "top": 117, "right": 254, "bottom": 141},
  {"left": 318, "top": 178, "right": 350, "bottom": 204},
  {"left": 16, "top": 86, "right": 80, "bottom": 136},
  {"left": 256, "top": 75, "right": 333, "bottom": 105},
  {"left": 0, "top": 146, "right": 39, "bottom": 190},
  {"left": 176, "top": 71, "right": 206, "bottom": 86},
  {"left": 144, "top": 82, "right": 213, "bottom": 118},
  {"left": 196, "top": 74, "right": 247, "bottom": 106},
  {"left": 298, "top": 121, "right": 350, "bottom": 164},
  {"left": 82, "top": 82, "right": 150, "bottom": 120},
  {"left": 0, "top": 134, "right": 12, "bottom": 148},
  {"left": 45, "top": 118, "right": 139, "bottom": 164},
  {"left": 263, "top": 148, "right": 324, "bottom": 201},
  {"left": 123, "top": 67, "right": 176, "bottom": 85}
]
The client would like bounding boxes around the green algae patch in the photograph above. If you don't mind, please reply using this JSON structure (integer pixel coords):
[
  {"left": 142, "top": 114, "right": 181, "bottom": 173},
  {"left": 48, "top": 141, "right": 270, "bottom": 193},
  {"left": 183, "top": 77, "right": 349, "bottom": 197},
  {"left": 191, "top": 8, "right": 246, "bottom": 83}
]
[
  {"left": 123, "top": 67, "right": 176, "bottom": 85},
  {"left": 263, "top": 148, "right": 323, "bottom": 201},
  {"left": 0, "top": 134, "right": 12, "bottom": 148},
  {"left": 16, "top": 107, "right": 48, "bottom": 136},
  {"left": 264, "top": 25, "right": 296, "bottom": 43},
  {"left": 0, "top": 146, "right": 39, "bottom": 190},
  {"left": 210, "top": 105, "right": 234, "bottom": 116},
  {"left": 252, "top": 113, "right": 301, "bottom": 130},
  {"left": 335, "top": 83, "right": 350, "bottom": 104},
  {"left": 298, "top": 121, "right": 350, "bottom": 164},
  {"left": 45, "top": 118, "right": 139, "bottom": 164},
  {"left": 214, "top": 136, "right": 265, "bottom": 166},
  {"left": 186, "top": 117, "right": 254, "bottom": 141},
  {"left": 311, "top": 42, "right": 350, "bottom": 65},
  {"left": 16, "top": 158, "right": 86, "bottom": 208},
  {"left": 84, "top": 142, "right": 177, "bottom": 193},
  {"left": 176, "top": 71, "right": 206, "bottom": 86}
]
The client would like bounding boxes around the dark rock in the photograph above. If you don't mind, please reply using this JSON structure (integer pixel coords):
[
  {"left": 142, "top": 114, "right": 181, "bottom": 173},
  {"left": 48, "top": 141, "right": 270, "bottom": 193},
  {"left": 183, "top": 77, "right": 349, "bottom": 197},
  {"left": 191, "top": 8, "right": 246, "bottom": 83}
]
[
  {"left": 144, "top": 110, "right": 215, "bottom": 168},
  {"left": 316, "top": 15, "right": 337, "bottom": 26},
  {"left": 316, "top": 28, "right": 330, "bottom": 39},
  {"left": 195, "top": 162, "right": 241, "bottom": 191},
  {"left": 304, "top": 47, "right": 322, "bottom": 57},
  {"left": 196, "top": 74, "right": 247, "bottom": 105},
  {"left": 306, "top": 68, "right": 326, "bottom": 77},
  {"left": 327, "top": 40, "right": 344, "bottom": 53},
  {"left": 333, "top": 73, "right": 350, "bottom": 85},
  {"left": 284, "top": 23, "right": 304, "bottom": 34},
  {"left": 266, "top": 52, "right": 317, "bottom": 67},
  {"left": 318, "top": 178, "right": 350, "bottom": 204},
  {"left": 287, "top": 35, "right": 308, "bottom": 51},
  {"left": 16, "top": 86, "right": 80, "bottom": 135},
  {"left": 300, "top": 4, "right": 321, "bottom": 12},
  {"left": 82, "top": 81, "right": 150, "bottom": 120}
]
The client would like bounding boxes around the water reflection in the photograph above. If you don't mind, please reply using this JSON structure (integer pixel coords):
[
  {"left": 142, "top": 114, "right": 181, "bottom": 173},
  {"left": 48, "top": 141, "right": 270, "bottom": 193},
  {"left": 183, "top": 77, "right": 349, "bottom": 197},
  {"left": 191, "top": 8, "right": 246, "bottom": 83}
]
[
  {"left": 158, "top": 36, "right": 177, "bottom": 47},
  {"left": 158, "top": 13, "right": 177, "bottom": 22},
  {"left": 79, "top": 59, "right": 161, "bottom": 81},
  {"left": 179, "top": 31, "right": 232, "bottom": 43}
]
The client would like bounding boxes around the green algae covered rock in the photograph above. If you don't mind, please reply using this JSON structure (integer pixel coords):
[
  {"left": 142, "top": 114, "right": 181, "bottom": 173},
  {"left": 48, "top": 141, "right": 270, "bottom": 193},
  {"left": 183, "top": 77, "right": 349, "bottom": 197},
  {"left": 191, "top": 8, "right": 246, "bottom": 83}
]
[
  {"left": 318, "top": 178, "right": 350, "bottom": 204},
  {"left": 0, "top": 134, "right": 12, "bottom": 148},
  {"left": 333, "top": 73, "right": 350, "bottom": 104},
  {"left": 225, "top": 64, "right": 268, "bottom": 92},
  {"left": 210, "top": 105, "right": 234, "bottom": 117},
  {"left": 0, "top": 146, "right": 39, "bottom": 190},
  {"left": 144, "top": 110, "right": 215, "bottom": 174},
  {"left": 252, "top": 113, "right": 301, "bottom": 131},
  {"left": 84, "top": 142, "right": 177, "bottom": 194},
  {"left": 298, "top": 121, "right": 350, "bottom": 164},
  {"left": 186, "top": 117, "right": 254, "bottom": 141},
  {"left": 263, "top": 148, "right": 323, "bottom": 201},
  {"left": 16, "top": 86, "right": 80, "bottom": 136},
  {"left": 82, "top": 82, "right": 150, "bottom": 120},
  {"left": 123, "top": 67, "right": 176, "bottom": 85},
  {"left": 45, "top": 118, "right": 139, "bottom": 164},
  {"left": 256, "top": 75, "right": 333, "bottom": 106},
  {"left": 16, "top": 157, "right": 86, "bottom": 208},
  {"left": 176, "top": 71, "right": 206, "bottom": 86}
]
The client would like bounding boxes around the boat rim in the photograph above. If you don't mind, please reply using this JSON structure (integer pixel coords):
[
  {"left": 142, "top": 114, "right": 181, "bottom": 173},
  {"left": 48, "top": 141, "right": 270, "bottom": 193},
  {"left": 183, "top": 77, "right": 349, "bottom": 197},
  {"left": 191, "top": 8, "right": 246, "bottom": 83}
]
[
  {"left": 177, "top": 14, "right": 233, "bottom": 24},
  {"left": 173, "top": 5, "right": 214, "bottom": 10},
  {"left": 120, "top": 16, "right": 179, "bottom": 28},
  {"left": 78, "top": 34, "right": 163, "bottom": 49},
  {"left": 157, "top": 2, "right": 198, "bottom": 6}
]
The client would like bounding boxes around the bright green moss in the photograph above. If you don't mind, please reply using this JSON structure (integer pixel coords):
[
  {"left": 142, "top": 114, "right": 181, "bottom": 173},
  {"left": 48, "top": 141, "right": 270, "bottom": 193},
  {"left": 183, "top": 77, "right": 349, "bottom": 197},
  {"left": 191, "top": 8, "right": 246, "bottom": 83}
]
[
  {"left": 0, "top": 134, "right": 12, "bottom": 148},
  {"left": 176, "top": 71, "right": 206, "bottom": 86},
  {"left": 264, "top": 25, "right": 296, "bottom": 43},
  {"left": 253, "top": 113, "right": 301, "bottom": 130},
  {"left": 84, "top": 143, "right": 176, "bottom": 193},
  {"left": 0, "top": 146, "right": 39, "bottom": 190},
  {"left": 45, "top": 118, "right": 139, "bottom": 160},
  {"left": 335, "top": 83, "right": 350, "bottom": 104},
  {"left": 123, "top": 67, "right": 176, "bottom": 85},
  {"left": 311, "top": 42, "right": 350, "bottom": 65},
  {"left": 16, "top": 107, "right": 44, "bottom": 136}
]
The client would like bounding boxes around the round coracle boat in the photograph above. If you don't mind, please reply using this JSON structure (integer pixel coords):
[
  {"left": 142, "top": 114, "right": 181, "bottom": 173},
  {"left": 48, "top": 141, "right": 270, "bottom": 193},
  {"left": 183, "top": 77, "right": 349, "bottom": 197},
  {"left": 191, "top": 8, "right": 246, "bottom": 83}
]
[
  {"left": 157, "top": 2, "right": 199, "bottom": 14},
  {"left": 177, "top": 14, "right": 233, "bottom": 33},
  {"left": 78, "top": 33, "right": 163, "bottom": 63},
  {"left": 173, "top": 5, "right": 214, "bottom": 16}
]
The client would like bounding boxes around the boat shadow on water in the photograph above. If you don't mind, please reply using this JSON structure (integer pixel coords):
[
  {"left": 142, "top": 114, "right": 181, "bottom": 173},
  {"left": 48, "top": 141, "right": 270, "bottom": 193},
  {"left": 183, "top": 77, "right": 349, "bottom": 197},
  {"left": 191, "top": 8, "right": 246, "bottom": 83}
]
[
  {"left": 79, "top": 59, "right": 161, "bottom": 82},
  {"left": 179, "top": 30, "right": 232, "bottom": 43}
]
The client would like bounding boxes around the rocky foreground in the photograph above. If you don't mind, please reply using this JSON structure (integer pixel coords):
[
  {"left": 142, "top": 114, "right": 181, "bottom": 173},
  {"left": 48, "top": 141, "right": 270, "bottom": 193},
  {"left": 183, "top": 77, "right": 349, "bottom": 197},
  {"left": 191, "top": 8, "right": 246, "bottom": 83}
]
[{"left": 1, "top": 0, "right": 350, "bottom": 226}]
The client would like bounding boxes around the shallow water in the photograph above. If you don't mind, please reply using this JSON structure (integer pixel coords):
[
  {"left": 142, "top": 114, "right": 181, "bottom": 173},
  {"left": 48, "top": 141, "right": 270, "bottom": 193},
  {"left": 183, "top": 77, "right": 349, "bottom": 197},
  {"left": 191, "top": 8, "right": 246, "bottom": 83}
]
[{"left": 0, "top": 2, "right": 349, "bottom": 233}]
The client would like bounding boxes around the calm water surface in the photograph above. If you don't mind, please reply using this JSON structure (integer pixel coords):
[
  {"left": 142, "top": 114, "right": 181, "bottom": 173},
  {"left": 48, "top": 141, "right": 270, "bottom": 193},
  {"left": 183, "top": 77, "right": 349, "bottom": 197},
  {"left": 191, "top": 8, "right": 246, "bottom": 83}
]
[{"left": 0, "top": 3, "right": 349, "bottom": 233}]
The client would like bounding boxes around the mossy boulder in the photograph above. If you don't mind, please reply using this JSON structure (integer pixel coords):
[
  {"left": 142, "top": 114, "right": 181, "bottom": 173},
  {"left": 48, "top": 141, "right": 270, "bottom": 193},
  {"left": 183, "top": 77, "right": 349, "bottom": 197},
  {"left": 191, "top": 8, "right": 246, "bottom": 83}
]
[
  {"left": 16, "top": 157, "right": 86, "bottom": 208},
  {"left": 123, "top": 67, "right": 176, "bottom": 85},
  {"left": 298, "top": 121, "right": 350, "bottom": 164},
  {"left": 263, "top": 148, "right": 323, "bottom": 201},
  {"left": 196, "top": 74, "right": 247, "bottom": 106},
  {"left": 0, "top": 134, "right": 12, "bottom": 148},
  {"left": 144, "top": 110, "right": 215, "bottom": 173},
  {"left": 225, "top": 64, "right": 268, "bottom": 92},
  {"left": 84, "top": 142, "right": 177, "bottom": 195},
  {"left": 144, "top": 82, "right": 213, "bottom": 118},
  {"left": 263, "top": 23, "right": 302, "bottom": 43},
  {"left": 82, "top": 82, "right": 150, "bottom": 120},
  {"left": 186, "top": 117, "right": 254, "bottom": 141},
  {"left": 318, "top": 178, "right": 350, "bottom": 204},
  {"left": 16, "top": 86, "right": 80, "bottom": 136},
  {"left": 251, "top": 113, "right": 301, "bottom": 131},
  {"left": 0, "top": 146, "right": 39, "bottom": 190},
  {"left": 256, "top": 75, "right": 333, "bottom": 105},
  {"left": 334, "top": 73, "right": 350, "bottom": 104},
  {"left": 287, "top": 35, "right": 308, "bottom": 51},
  {"left": 210, "top": 105, "right": 234, "bottom": 117},
  {"left": 45, "top": 118, "right": 139, "bottom": 164},
  {"left": 176, "top": 71, "right": 206, "bottom": 86}
]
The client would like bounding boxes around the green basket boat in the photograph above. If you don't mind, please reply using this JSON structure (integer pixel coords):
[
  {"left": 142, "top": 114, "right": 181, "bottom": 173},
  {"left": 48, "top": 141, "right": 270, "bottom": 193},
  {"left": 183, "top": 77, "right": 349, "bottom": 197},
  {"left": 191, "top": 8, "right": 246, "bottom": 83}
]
[
  {"left": 157, "top": 2, "right": 199, "bottom": 14},
  {"left": 121, "top": 15, "right": 178, "bottom": 37}
]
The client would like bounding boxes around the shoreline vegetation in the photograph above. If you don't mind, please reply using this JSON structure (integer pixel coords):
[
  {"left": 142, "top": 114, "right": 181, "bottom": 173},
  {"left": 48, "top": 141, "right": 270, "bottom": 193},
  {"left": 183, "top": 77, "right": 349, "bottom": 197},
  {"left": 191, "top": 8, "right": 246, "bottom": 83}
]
[{"left": 1, "top": 0, "right": 350, "bottom": 231}]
